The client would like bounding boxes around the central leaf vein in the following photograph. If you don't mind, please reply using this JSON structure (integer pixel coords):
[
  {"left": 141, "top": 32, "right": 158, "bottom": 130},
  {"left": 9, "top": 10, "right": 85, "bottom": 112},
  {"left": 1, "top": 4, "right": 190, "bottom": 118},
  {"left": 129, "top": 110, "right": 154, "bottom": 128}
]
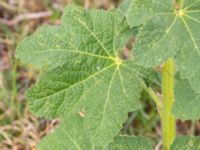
[{"left": 35, "top": 49, "right": 112, "bottom": 60}]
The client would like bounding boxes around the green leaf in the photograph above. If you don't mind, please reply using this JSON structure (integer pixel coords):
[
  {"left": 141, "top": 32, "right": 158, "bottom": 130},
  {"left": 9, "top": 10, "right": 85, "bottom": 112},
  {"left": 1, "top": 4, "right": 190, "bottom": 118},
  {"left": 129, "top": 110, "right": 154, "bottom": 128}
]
[
  {"left": 127, "top": 0, "right": 200, "bottom": 92},
  {"left": 16, "top": 5, "right": 131, "bottom": 68},
  {"left": 119, "top": 0, "right": 132, "bottom": 14},
  {"left": 16, "top": 5, "right": 146, "bottom": 146},
  {"left": 37, "top": 114, "right": 103, "bottom": 150},
  {"left": 171, "top": 136, "right": 200, "bottom": 150},
  {"left": 126, "top": 0, "right": 179, "bottom": 67},
  {"left": 176, "top": 0, "right": 200, "bottom": 93},
  {"left": 173, "top": 78, "right": 200, "bottom": 120},
  {"left": 126, "top": 0, "right": 173, "bottom": 27},
  {"left": 38, "top": 114, "right": 153, "bottom": 150},
  {"left": 108, "top": 136, "right": 153, "bottom": 150}
]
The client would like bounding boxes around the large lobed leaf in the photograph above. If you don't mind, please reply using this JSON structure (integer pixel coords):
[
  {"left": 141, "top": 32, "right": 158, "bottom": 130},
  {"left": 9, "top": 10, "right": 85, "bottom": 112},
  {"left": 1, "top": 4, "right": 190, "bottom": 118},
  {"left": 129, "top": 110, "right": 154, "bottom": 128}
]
[
  {"left": 16, "top": 5, "right": 148, "bottom": 147},
  {"left": 127, "top": 0, "right": 200, "bottom": 94}
]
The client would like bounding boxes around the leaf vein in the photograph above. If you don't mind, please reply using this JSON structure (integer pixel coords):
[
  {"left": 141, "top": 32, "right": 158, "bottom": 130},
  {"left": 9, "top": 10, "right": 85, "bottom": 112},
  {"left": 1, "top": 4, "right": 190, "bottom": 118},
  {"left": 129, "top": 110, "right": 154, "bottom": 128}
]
[
  {"left": 184, "top": 0, "right": 200, "bottom": 10},
  {"left": 32, "top": 64, "right": 115, "bottom": 103},
  {"left": 69, "top": 15, "right": 112, "bottom": 57},
  {"left": 99, "top": 67, "right": 118, "bottom": 129},
  {"left": 118, "top": 69, "right": 129, "bottom": 98},
  {"left": 184, "top": 14, "right": 200, "bottom": 24},
  {"left": 35, "top": 49, "right": 112, "bottom": 60},
  {"left": 181, "top": 17, "right": 200, "bottom": 56},
  {"left": 61, "top": 126, "right": 82, "bottom": 150}
]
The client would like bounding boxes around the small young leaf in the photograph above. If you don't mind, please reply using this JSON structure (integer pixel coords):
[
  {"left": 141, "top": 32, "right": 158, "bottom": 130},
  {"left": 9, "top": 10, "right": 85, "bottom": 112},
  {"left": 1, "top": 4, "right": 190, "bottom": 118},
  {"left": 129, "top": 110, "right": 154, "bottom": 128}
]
[
  {"left": 171, "top": 136, "right": 200, "bottom": 150},
  {"left": 126, "top": 0, "right": 200, "bottom": 93},
  {"left": 173, "top": 78, "right": 200, "bottom": 120},
  {"left": 16, "top": 5, "right": 147, "bottom": 146}
]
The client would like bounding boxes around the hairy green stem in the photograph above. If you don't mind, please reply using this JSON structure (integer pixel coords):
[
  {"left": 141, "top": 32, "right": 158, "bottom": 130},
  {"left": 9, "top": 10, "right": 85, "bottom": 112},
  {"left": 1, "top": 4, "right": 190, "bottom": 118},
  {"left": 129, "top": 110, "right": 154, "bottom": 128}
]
[
  {"left": 142, "top": 81, "right": 162, "bottom": 114},
  {"left": 161, "top": 58, "right": 176, "bottom": 150},
  {"left": 146, "top": 87, "right": 162, "bottom": 111}
]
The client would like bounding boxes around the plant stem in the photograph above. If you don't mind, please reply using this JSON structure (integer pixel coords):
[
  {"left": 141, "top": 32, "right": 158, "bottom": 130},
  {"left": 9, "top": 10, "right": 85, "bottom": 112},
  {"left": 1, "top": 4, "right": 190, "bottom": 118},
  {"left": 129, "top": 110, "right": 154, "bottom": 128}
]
[
  {"left": 11, "top": 61, "right": 17, "bottom": 107},
  {"left": 0, "top": 71, "right": 8, "bottom": 100},
  {"left": 175, "top": 0, "right": 184, "bottom": 9},
  {"left": 161, "top": 58, "right": 176, "bottom": 150},
  {"left": 142, "top": 82, "right": 162, "bottom": 114}
]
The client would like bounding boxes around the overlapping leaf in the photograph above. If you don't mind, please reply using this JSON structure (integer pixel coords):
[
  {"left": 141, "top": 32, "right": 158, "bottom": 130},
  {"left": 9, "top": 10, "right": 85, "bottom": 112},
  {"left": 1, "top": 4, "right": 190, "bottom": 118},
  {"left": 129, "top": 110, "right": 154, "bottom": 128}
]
[
  {"left": 127, "top": 0, "right": 200, "bottom": 94},
  {"left": 108, "top": 136, "right": 153, "bottom": 150},
  {"left": 16, "top": 5, "right": 147, "bottom": 146},
  {"left": 176, "top": 0, "right": 200, "bottom": 93},
  {"left": 126, "top": 0, "right": 172, "bottom": 27},
  {"left": 127, "top": 0, "right": 180, "bottom": 67},
  {"left": 171, "top": 136, "right": 200, "bottom": 150},
  {"left": 173, "top": 78, "right": 200, "bottom": 120}
]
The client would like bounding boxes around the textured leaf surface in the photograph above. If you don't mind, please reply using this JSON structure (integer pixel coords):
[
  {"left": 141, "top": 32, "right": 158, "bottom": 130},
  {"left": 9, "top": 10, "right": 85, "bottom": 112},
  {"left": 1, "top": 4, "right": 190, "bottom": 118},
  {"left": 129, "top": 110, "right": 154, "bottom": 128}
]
[
  {"left": 108, "top": 136, "right": 153, "bottom": 150},
  {"left": 119, "top": 0, "right": 132, "bottom": 13},
  {"left": 38, "top": 115, "right": 153, "bottom": 150},
  {"left": 176, "top": 0, "right": 200, "bottom": 93},
  {"left": 173, "top": 78, "right": 200, "bottom": 120},
  {"left": 127, "top": 0, "right": 200, "bottom": 93},
  {"left": 171, "top": 136, "right": 200, "bottom": 150},
  {"left": 126, "top": 0, "right": 172, "bottom": 27},
  {"left": 127, "top": 0, "right": 179, "bottom": 67},
  {"left": 38, "top": 114, "right": 103, "bottom": 150},
  {"left": 17, "top": 7, "right": 130, "bottom": 68},
  {"left": 16, "top": 5, "right": 145, "bottom": 146}
]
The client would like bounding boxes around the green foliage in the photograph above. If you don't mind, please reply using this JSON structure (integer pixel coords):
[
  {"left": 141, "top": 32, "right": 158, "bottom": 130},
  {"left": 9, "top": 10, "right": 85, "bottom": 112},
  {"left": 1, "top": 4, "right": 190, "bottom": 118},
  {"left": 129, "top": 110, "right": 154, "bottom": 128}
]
[
  {"left": 171, "top": 136, "right": 200, "bottom": 150},
  {"left": 119, "top": 0, "right": 132, "bottom": 13},
  {"left": 127, "top": 0, "right": 200, "bottom": 93},
  {"left": 37, "top": 114, "right": 102, "bottom": 150},
  {"left": 173, "top": 78, "right": 200, "bottom": 120},
  {"left": 16, "top": 0, "right": 200, "bottom": 149},
  {"left": 16, "top": 4, "right": 151, "bottom": 148},
  {"left": 108, "top": 136, "right": 153, "bottom": 150},
  {"left": 38, "top": 113, "right": 153, "bottom": 150}
]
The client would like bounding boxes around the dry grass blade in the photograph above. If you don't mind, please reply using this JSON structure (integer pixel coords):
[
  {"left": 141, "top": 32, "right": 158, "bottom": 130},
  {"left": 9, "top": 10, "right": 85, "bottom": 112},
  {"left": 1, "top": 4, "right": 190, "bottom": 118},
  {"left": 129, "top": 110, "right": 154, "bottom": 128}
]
[
  {"left": 0, "top": 1, "right": 17, "bottom": 11},
  {"left": 0, "top": 11, "right": 52, "bottom": 26}
]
